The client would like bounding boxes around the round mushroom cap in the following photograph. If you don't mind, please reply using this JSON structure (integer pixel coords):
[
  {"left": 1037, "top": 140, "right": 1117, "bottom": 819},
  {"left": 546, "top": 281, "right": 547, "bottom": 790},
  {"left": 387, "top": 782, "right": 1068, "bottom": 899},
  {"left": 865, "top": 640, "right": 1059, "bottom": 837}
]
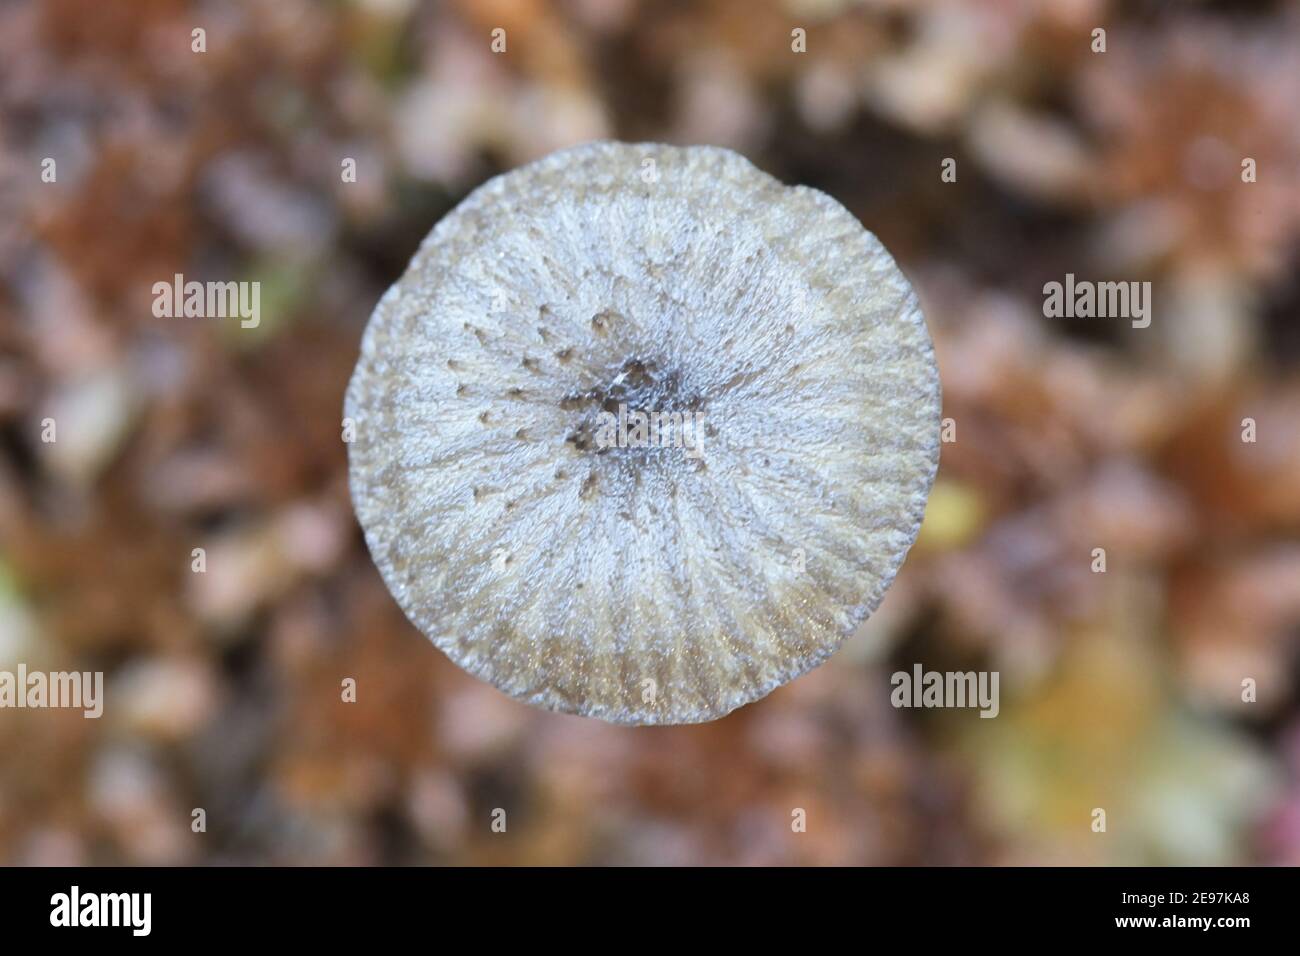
[{"left": 346, "top": 141, "right": 941, "bottom": 724}]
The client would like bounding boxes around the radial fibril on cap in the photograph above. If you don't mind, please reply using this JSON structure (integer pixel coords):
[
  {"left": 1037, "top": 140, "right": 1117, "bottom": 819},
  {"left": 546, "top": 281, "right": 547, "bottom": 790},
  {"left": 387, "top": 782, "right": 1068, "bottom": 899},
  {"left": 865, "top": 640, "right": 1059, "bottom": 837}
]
[{"left": 345, "top": 141, "right": 941, "bottom": 725}]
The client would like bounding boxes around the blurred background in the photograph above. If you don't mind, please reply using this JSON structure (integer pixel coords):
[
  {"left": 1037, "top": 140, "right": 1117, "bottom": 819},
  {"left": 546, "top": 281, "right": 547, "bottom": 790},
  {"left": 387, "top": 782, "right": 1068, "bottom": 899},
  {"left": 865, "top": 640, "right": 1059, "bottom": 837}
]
[{"left": 2, "top": 0, "right": 1299, "bottom": 865}]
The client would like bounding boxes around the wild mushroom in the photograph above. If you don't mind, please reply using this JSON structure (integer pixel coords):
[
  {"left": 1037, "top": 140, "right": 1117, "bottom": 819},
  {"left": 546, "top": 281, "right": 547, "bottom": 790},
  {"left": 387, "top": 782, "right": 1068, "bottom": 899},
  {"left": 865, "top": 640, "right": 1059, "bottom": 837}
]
[{"left": 345, "top": 141, "right": 940, "bottom": 724}]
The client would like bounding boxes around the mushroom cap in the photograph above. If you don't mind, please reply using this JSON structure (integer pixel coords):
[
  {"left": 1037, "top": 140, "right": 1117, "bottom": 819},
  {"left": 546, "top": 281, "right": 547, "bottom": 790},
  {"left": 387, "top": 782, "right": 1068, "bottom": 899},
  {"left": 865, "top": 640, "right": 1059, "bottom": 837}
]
[{"left": 346, "top": 141, "right": 940, "bottom": 724}]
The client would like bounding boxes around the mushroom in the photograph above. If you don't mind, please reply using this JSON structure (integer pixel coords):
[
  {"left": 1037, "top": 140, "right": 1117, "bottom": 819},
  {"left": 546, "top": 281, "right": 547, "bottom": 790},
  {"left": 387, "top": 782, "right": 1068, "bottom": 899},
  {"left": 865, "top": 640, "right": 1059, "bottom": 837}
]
[{"left": 345, "top": 141, "right": 940, "bottom": 724}]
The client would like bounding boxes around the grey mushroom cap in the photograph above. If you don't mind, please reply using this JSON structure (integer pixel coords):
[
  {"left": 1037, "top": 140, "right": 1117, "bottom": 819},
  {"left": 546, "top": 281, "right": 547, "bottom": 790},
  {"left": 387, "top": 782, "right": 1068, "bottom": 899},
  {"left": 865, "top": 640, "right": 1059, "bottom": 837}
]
[{"left": 345, "top": 141, "right": 941, "bottom": 724}]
